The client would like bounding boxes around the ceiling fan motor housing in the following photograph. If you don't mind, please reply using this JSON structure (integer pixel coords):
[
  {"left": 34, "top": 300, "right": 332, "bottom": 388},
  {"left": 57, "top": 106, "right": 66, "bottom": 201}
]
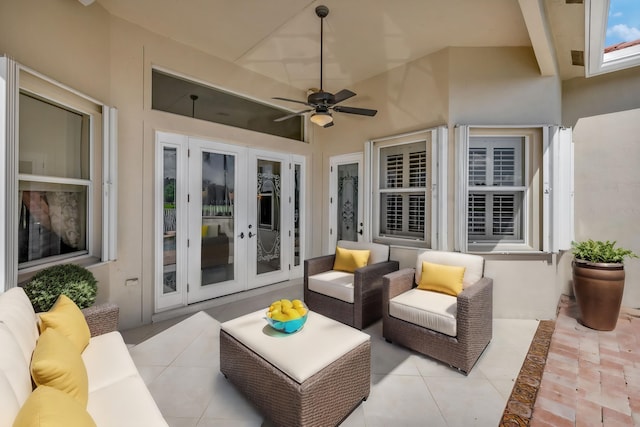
[{"left": 307, "top": 91, "right": 335, "bottom": 106}]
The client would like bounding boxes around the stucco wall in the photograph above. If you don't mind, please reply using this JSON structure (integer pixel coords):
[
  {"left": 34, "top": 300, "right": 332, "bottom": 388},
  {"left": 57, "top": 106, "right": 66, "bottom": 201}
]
[
  {"left": 4, "top": 1, "right": 638, "bottom": 327},
  {"left": 313, "top": 47, "right": 564, "bottom": 319}
]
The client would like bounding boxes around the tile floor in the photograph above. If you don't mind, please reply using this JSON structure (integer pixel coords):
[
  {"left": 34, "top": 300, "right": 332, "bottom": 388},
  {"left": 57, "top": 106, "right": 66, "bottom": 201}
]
[{"left": 122, "top": 282, "right": 539, "bottom": 427}]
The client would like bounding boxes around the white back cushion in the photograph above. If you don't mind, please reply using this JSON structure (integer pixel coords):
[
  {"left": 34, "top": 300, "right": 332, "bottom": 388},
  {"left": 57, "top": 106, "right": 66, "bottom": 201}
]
[
  {"left": 337, "top": 240, "right": 389, "bottom": 265},
  {"left": 0, "top": 374, "right": 20, "bottom": 427},
  {"left": 0, "top": 288, "right": 39, "bottom": 364},
  {"left": 0, "top": 324, "right": 33, "bottom": 410},
  {"left": 415, "top": 251, "right": 484, "bottom": 288}
]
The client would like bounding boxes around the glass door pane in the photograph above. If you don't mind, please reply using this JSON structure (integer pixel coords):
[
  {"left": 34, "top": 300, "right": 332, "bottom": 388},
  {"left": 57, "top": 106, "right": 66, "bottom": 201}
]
[
  {"left": 201, "top": 152, "right": 235, "bottom": 285},
  {"left": 294, "top": 163, "right": 301, "bottom": 267},
  {"left": 256, "top": 159, "right": 281, "bottom": 275},
  {"left": 337, "top": 163, "right": 359, "bottom": 241},
  {"left": 162, "top": 147, "right": 177, "bottom": 294}
]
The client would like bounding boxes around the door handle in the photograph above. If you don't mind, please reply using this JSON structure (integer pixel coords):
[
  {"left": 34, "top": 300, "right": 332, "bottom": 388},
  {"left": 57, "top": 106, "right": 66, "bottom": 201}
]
[
  {"left": 358, "top": 229, "right": 363, "bottom": 235},
  {"left": 248, "top": 231, "right": 255, "bottom": 238},
  {"left": 238, "top": 232, "right": 245, "bottom": 239}
]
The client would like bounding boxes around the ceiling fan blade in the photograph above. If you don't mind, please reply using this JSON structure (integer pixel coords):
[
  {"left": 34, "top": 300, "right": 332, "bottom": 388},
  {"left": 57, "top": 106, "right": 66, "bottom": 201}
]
[
  {"left": 274, "top": 109, "right": 313, "bottom": 122},
  {"left": 323, "top": 120, "right": 335, "bottom": 128},
  {"left": 272, "top": 97, "right": 311, "bottom": 107},
  {"left": 333, "top": 106, "right": 378, "bottom": 117},
  {"left": 333, "top": 89, "right": 356, "bottom": 104}
]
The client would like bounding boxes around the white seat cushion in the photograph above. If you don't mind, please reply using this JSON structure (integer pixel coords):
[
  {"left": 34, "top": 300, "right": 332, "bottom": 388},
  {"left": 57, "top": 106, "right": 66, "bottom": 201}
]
[
  {"left": 308, "top": 270, "right": 355, "bottom": 303},
  {"left": 83, "top": 331, "right": 140, "bottom": 393},
  {"left": 221, "top": 310, "right": 370, "bottom": 383},
  {"left": 87, "top": 375, "right": 168, "bottom": 427},
  {"left": 415, "top": 251, "right": 484, "bottom": 289},
  {"left": 337, "top": 240, "right": 389, "bottom": 264},
  {"left": 389, "top": 288, "right": 457, "bottom": 337}
]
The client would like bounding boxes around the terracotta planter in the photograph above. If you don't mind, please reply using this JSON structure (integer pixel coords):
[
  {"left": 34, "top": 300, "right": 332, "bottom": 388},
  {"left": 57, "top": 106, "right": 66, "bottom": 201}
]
[{"left": 572, "top": 260, "right": 625, "bottom": 331}]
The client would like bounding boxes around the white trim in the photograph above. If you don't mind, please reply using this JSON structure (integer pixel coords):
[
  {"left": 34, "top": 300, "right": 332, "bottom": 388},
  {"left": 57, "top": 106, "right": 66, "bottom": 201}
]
[
  {"left": 1, "top": 57, "right": 19, "bottom": 289},
  {"left": 542, "top": 126, "right": 551, "bottom": 252},
  {"left": 585, "top": 0, "right": 640, "bottom": 77},
  {"left": 433, "top": 126, "right": 448, "bottom": 250},
  {"left": 552, "top": 126, "right": 574, "bottom": 251},
  {"left": 289, "top": 155, "right": 306, "bottom": 277},
  {"left": 102, "top": 106, "right": 118, "bottom": 261},
  {"left": 454, "top": 125, "right": 469, "bottom": 252}
]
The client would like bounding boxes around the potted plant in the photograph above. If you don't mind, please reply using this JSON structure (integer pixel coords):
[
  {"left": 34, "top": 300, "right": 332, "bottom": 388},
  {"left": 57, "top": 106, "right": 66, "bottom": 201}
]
[
  {"left": 572, "top": 239, "right": 637, "bottom": 331},
  {"left": 23, "top": 264, "right": 98, "bottom": 312}
]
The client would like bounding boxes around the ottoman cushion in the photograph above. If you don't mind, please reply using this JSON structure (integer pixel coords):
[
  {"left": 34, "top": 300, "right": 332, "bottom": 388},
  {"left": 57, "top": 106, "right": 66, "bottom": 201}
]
[{"left": 221, "top": 310, "right": 369, "bottom": 383}]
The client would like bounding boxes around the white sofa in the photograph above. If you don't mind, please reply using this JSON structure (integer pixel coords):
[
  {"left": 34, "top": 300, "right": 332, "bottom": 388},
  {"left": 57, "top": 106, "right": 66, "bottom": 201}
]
[{"left": 0, "top": 287, "right": 168, "bottom": 427}]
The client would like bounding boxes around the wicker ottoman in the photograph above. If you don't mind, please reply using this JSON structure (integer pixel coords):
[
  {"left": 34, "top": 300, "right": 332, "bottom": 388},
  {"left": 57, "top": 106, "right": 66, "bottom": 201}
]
[{"left": 220, "top": 310, "right": 371, "bottom": 427}]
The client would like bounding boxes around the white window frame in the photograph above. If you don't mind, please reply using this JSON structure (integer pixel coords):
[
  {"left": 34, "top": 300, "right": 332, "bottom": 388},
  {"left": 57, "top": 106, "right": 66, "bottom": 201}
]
[
  {"left": 455, "top": 125, "right": 573, "bottom": 254},
  {"left": 366, "top": 126, "right": 447, "bottom": 250},
  {"left": 586, "top": 0, "right": 640, "bottom": 77},
  {"left": 0, "top": 57, "right": 117, "bottom": 289}
]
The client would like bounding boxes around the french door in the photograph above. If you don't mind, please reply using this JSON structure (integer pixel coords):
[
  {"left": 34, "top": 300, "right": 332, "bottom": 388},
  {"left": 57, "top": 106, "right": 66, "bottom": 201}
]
[
  {"left": 328, "top": 153, "right": 364, "bottom": 251},
  {"left": 155, "top": 132, "right": 303, "bottom": 311}
]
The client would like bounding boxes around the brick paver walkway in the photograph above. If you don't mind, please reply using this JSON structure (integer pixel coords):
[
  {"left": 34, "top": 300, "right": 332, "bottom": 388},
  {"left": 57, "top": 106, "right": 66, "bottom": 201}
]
[{"left": 530, "top": 296, "right": 640, "bottom": 426}]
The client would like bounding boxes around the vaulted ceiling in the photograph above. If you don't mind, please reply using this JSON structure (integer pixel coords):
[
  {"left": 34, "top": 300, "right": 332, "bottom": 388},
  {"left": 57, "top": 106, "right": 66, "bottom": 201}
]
[{"left": 96, "top": 0, "right": 586, "bottom": 93}]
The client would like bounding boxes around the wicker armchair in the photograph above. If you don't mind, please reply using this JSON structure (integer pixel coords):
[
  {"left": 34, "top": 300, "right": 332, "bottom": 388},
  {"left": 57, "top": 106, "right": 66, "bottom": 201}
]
[
  {"left": 304, "top": 240, "right": 399, "bottom": 330},
  {"left": 382, "top": 251, "right": 492, "bottom": 374}
]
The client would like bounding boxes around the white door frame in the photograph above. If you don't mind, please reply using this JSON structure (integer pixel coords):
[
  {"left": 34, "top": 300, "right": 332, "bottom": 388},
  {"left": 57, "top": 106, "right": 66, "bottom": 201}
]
[{"left": 154, "top": 131, "right": 304, "bottom": 312}]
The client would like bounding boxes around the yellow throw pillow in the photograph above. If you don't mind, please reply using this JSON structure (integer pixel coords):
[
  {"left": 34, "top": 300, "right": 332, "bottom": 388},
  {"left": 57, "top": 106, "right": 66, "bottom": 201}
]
[
  {"left": 39, "top": 294, "right": 91, "bottom": 352},
  {"left": 417, "top": 261, "right": 466, "bottom": 296},
  {"left": 201, "top": 225, "right": 209, "bottom": 237},
  {"left": 30, "top": 328, "right": 89, "bottom": 407},
  {"left": 333, "top": 247, "right": 371, "bottom": 273},
  {"left": 13, "top": 385, "right": 96, "bottom": 427}
]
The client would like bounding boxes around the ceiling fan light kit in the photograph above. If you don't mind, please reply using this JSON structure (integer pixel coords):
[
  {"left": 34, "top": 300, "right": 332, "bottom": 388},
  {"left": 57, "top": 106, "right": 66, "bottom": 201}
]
[
  {"left": 273, "top": 5, "right": 377, "bottom": 128},
  {"left": 310, "top": 112, "right": 333, "bottom": 127}
]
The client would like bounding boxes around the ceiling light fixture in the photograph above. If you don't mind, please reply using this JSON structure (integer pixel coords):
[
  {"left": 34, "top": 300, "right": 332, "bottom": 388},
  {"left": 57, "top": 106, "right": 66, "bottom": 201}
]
[{"left": 310, "top": 112, "right": 333, "bottom": 127}]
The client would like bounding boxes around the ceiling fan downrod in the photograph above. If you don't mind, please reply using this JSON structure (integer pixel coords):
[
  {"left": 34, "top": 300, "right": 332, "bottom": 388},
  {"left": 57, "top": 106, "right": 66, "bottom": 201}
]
[{"left": 316, "top": 5, "right": 329, "bottom": 93}]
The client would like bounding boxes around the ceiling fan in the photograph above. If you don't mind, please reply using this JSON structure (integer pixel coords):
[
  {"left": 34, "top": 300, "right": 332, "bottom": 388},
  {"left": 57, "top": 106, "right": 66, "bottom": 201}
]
[{"left": 273, "top": 5, "right": 378, "bottom": 128}]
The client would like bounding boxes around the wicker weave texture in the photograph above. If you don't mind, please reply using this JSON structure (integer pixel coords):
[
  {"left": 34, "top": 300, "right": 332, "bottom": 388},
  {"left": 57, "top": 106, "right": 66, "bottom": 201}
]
[
  {"left": 382, "top": 268, "right": 493, "bottom": 374},
  {"left": 82, "top": 303, "right": 119, "bottom": 337},
  {"left": 304, "top": 255, "right": 399, "bottom": 330},
  {"left": 220, "top": 331, "right": 370, "bottom": 427}
]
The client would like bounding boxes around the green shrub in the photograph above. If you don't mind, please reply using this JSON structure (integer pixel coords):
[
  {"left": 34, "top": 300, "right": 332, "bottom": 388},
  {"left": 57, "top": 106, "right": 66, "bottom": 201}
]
[
  {"left": 23, "top": 264, "right": 97, "bottom": 312},
  {"left": 572, "top": 239, "right": 638, "bottom": 264}
]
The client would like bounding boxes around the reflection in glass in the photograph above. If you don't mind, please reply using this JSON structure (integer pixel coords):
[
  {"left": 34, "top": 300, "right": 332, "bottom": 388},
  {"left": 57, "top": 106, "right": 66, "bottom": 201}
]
[
  {"left": 18, "top": 182, "right": 88, "bottom": 265},
  {"left": 162, "top": 147, "right": 177, "bottom": 294},
  {"left": 337, "top": 163, "right": 359, "bottom": 241},
  {"left": 201, "top": 152, "right": 234, "bottom": 286},
  {"left": 256, "top": 160, "right": 281, "bottom": 275}
]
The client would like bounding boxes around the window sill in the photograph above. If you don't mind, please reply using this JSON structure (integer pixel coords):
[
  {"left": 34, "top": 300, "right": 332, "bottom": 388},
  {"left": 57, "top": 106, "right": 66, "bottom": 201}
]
[{"left": 18, "top": 255, "right": 107, "bottom": 285}]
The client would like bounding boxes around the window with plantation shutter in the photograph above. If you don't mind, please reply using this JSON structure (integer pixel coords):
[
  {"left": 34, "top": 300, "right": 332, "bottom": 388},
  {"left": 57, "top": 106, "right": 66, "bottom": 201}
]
[
  {"left": 456, "top": 126, "right": 573, "bottom": 254},
  {"left": 467, "top": 137, "right": 524, "bottom": 243},
  {"left": 369, "top": 127, "right": 447, "bottom": 249},
  {"left": 378, "top": 141, "right": 429, "bottom": 241}
]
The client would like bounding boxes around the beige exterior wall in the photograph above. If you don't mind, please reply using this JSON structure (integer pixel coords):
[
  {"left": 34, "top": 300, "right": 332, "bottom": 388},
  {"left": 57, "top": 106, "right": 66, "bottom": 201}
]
[{"left": 3, "top": 1, "right": 638, "bottom": 327}]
